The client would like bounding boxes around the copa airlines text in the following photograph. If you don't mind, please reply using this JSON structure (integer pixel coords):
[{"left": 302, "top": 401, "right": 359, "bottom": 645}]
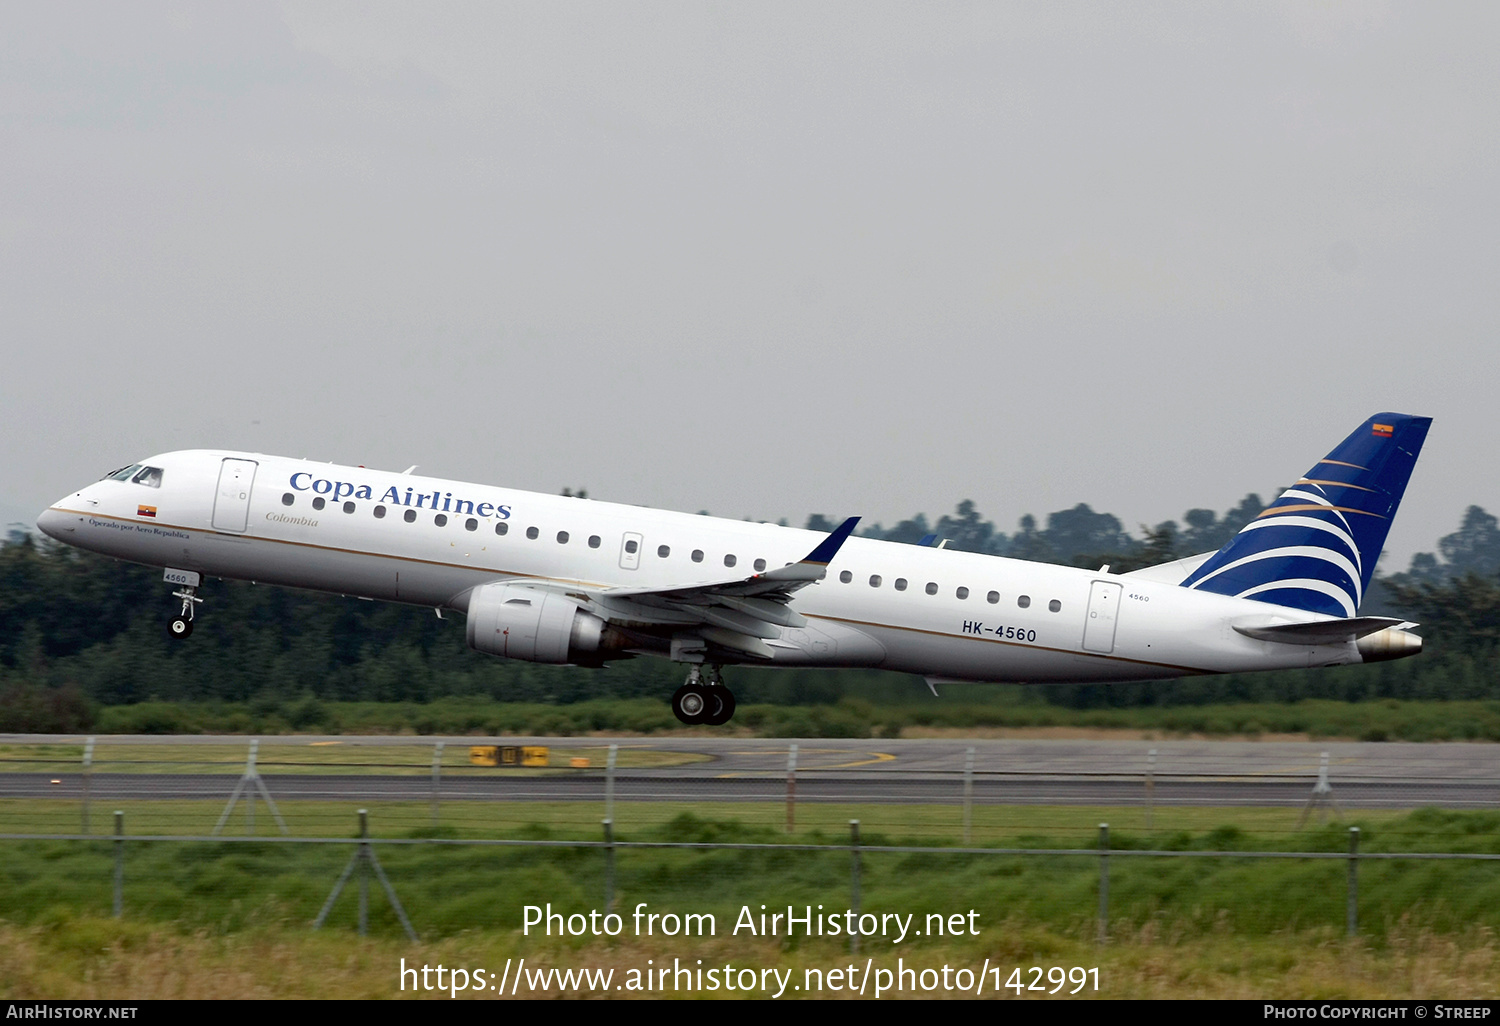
[{"left": 36, "top": 414, "right": 1432, "bottom": 725}]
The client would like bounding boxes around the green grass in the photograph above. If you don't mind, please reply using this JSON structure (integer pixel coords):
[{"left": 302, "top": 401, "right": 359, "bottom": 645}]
[
  {"left": 5, "top": 916, "right": 1497, "bottom": 999},
  {"left": 0, "top": 796, "right": 1450, "bottom": 847},
  {"left": 3, "top": 808, "right": 1499, "bottom": 945}
]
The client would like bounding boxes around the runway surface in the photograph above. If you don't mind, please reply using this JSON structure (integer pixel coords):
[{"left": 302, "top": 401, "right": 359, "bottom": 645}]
[{"left": 3, "top": 735, "right": 1497, "bottom": 808}]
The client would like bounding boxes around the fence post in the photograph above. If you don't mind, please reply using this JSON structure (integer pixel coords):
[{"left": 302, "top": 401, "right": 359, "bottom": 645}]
[
  {"left": 313, "top": 808, "right": 417, "bottom": 942},
  {"left": 358, "top": 808, "right": 370, "bottom": 937},
  {"left": 1097, "top": 823, "right": 1109, "bottom": 945},
  {"left": 81, "top": 737, "right": 95, "bottom": 835},
  {"left": 1145, "top": 748, "right": 1157, "bottom": 830},
  {"left": 786, "top": 744, "right": 798, "bottom": 834},
  {"left": 849, "top": 819, "right": 861, "bottom": 956},
  {"left": 962, "top": 746, "right": 975, "bottom": 844},
  {"left": 430, "top": 742, "right": 444, "bottom": 827},
  {"left": 112, "top": 810, "right": 123, "bottom": 919},
  {"left": 1347, "top": 826, "right": 1360, "bottom": 938},
  {"left": 246, "top": 740, "right": 257, "bottom": 835},
  {"left": 603, "top": 819, "right": 616, "bottom": 914},
  {"left": 605, "top": 744, "right": 618, "bottom": 826}
]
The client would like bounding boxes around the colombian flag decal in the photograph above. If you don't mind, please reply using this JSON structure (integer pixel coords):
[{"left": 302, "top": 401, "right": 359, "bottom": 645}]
[
  {"left": 1372, "top": 423, "right": 1394, "bottom": 437},
  {"left": 137, "top": 505, "right": 157, "bottom": 518}
]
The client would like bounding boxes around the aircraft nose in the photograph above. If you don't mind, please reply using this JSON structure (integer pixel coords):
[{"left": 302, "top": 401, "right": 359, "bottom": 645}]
[
  {"left": 36, "top": 489, "right": 92, "bottom": 541},
  {"left": 36, "top": 505, "right": 74, "bottom": 540}
]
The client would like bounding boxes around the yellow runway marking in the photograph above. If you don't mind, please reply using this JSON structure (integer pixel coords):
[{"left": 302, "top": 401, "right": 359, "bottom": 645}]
[
  {"left": 716, "top": 751, "right": 897, "bottom": 777},
  {"left": 822, "top": 752, "right": 897, "bottom": 770}
]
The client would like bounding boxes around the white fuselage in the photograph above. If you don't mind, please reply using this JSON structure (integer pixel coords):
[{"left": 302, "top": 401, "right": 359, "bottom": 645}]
[{"left": 37, "top": 450, "right": 1362, "bottom": 684}]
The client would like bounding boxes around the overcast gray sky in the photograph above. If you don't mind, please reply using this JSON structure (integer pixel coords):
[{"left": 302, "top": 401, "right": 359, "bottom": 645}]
[{"left": 3, "top": 2, "right": 1496, "bottom": 569}]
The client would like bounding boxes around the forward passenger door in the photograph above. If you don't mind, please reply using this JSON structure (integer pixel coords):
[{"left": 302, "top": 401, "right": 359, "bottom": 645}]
[{"left": 212, "top": 458, "right": 258, "bottom": 533}]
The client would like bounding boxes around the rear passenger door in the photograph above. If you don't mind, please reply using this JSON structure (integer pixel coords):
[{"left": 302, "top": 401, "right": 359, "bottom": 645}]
[{"left": 1082, "top": 581, "right": 1122, "bottom": 653}]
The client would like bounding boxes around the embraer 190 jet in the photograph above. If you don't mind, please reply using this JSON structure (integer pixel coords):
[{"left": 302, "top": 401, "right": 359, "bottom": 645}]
[{"left": 37, "top": 414, "right": 1430, "bottom": 725}]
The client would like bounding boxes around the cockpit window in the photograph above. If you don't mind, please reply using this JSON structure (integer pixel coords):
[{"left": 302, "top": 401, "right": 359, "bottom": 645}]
[
  {"left": 131, "top": 466, "right": 163, "bottom": 488},
  {"left": 104, "top": 464, "right": 143, "bottom": 482}
]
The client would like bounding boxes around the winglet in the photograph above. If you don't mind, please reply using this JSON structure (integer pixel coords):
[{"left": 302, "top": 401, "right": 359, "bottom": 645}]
[{"left": 800, "top": 515, "right": 860, "bottom": 566}]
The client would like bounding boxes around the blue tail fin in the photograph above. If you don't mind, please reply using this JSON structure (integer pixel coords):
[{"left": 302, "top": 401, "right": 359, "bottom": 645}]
[{"left": 1180, "top": 413, "right": 1432, "bottom": 617}]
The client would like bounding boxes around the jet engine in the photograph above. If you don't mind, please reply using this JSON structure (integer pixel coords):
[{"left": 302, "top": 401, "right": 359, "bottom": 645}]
[{"left": 465, "top": 583, "right": 625, "bottom": 664}]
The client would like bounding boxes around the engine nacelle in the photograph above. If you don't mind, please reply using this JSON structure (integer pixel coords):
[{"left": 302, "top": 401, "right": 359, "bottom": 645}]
[{"left": 465, "top": 583, "right": 609, "bottom": 664}]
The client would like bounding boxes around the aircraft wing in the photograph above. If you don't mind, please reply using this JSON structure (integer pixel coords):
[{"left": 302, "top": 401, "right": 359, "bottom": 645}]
[{"left": 565, "top": 516, "right": 860, "bottom": 658}]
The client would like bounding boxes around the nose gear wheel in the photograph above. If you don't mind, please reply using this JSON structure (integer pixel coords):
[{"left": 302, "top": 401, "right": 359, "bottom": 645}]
[{"left": 167, "top": 586, "right": 202, "bottom": 641}]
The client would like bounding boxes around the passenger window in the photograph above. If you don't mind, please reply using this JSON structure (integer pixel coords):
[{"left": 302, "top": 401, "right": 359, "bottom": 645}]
[
  {"left": 724, "top": 554, "right": 737, "bottom": 568},
  {"left": 131, "top": 466, "right": 163, "bottom": 488},
  {"left": 691, "top": 549, "right": 704, "bottom": 563},
  {"left": 925, "top": 582, "right": 938, "bottom": 595},
  {"left": 312, "top": 497, "right": 326, "bottom": 511},
  {"left": 625, "top": 539, "right": 638, "bottom": 554},
  {"left": 588, "top": 535, "right": 601, "bottom": 548},
  {"left": 467, "top": 518, "right": 479, "bottom": 531},
  {"left": 894, "top": 578, "right": 908, "bottom": 591},
  {"left": 1018, "top": 595, "right": 1031, "bottom": 609},
  {"left": 869, "top": 575, "right": 882, "bottom": 587},
  {"left": 557, "top": 530, "right": 569, "bottom": 543},
  {"left": 405, "top": 509, "right": 417, "bottom": 523},
  {"left": 526, "top": 527, "right": 539, "bottom": 540},
  {"left": 495, "top": 521, "right": 508, "bottom": 535},
  {"left": 956, "top": 586, "right": 969, "bottom": 599},
  {"left": 754, "top": 558, "right": 766, "bottom": 572},
  {"left": 342, "top": 501, "right": 356, "bottom": 514},
  {"left": 281, "top": 493, "right": 294, "bottom": 506},
  {"left": 374, "top": 505, "right": 386, "bottom": 519},
  {"left": 1049, "top": 599, "right": 1061, "bottom": 612},
  {"left": 987, "top": 591, "right": 999, "bottom": 604},
  {"left": 658, "top": 545, "right": 671, "bottom": 558},
  {"left": 435, "top": 514, "right": 448, "bottom": 527},
  {"left": 840, "top": 570, "right": 852, "bottom": 583}
]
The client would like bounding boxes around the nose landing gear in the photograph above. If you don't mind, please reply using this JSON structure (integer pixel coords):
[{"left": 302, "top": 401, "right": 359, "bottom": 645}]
[
  {"left": 671, "top": 664, "right": 736, "bottom": 726},
  {"left": 165, "top": 569, "right": 202, "bottom": 640}
]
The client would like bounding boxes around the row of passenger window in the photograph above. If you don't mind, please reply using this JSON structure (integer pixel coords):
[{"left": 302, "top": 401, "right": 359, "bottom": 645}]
[
  {"left": 623, "top": 538, "right": 767, "bottom": 570},
  {"left": 279, "top": 492, "right": 772, "bottom": 567},
  {"left": 280, "top": 491, "right": 1059, "bottom": 609},
  {"left": 836, "top": 569, "right": 1062, "bottom": 611}
]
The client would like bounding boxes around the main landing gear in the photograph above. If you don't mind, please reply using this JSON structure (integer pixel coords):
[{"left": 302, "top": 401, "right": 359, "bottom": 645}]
[
  {"left": 671, "top": 665, "right": 736, "bottom": 726},
  {"left": 168, "top": 585, "right": 202, "bottom": 640}
]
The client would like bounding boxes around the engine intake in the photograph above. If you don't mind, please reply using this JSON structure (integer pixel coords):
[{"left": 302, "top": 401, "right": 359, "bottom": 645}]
[{"left": 465, "top": 583, "right": 613, "bottom": 664}]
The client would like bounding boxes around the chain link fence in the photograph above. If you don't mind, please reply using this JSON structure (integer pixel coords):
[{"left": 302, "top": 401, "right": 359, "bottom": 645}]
[{"left": 3, "top": 735, "right": 1499, "bottom": 944}]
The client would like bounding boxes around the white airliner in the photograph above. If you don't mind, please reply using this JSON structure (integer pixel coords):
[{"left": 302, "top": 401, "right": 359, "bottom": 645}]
[{"left": 36, "top": 414, "right": 1430, "bottom": 725}]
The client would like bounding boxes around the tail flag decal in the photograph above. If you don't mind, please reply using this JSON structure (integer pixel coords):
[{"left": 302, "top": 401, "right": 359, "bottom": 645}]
[{"left": 1180, "top": 413, "right": 1432, "bottom": 617}]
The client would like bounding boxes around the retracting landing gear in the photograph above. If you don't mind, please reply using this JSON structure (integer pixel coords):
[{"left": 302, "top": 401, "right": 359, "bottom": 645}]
[
  {"left": 671, "top": 664, "right": 736, "bottom": 726},
  {"left": 165, "top": 568, "right": 203, "bottom": 640}
]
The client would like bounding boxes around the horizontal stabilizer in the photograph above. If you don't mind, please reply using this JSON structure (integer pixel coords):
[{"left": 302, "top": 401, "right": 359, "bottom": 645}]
[{"left": 1233, "top": 616, "right": 1412, "bottom": 645}]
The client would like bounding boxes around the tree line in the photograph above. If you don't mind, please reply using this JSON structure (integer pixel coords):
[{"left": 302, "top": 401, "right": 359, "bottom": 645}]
[{"left": 2, "top": 496, "right": 1497, "bottom": 729}]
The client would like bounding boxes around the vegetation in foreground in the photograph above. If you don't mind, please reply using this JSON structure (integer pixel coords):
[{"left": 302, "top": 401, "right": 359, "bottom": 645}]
[
  {"left": 9, "top": 693, "right": 1499, "bottom": 742},
  {"left": 3, "top": 918, "right": 1498, "bottom": 999},
  {"left": 4, "top": 810, "right": 1499, "bottom": 942},
  {"left": 5, "top": 805, "right": 1498, "bottom": 998}
]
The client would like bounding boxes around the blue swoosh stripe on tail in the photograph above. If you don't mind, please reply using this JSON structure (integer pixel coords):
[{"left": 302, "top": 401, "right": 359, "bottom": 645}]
[{"left": 1181, "top": 413, "right": 1431, "bottom": 615}]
